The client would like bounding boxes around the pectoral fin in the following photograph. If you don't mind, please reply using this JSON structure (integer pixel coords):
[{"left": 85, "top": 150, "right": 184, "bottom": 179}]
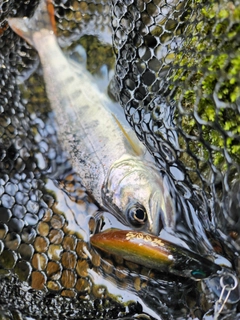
[{"left": 112, "top": 114, "right": 145, "bottom": 157}]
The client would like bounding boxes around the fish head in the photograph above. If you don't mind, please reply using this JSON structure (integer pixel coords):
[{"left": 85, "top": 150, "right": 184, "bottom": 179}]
[{"left": 102, "top": 156, "right": 175, "bottom": 235}]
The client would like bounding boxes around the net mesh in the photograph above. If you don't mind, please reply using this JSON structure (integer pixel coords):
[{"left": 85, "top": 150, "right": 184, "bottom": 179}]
[
  {"left": 112, "top": 0, "right": 240, "bottom": 250},
  {"left": 0, "top": 0, "right": 239, "bottom": 319}
]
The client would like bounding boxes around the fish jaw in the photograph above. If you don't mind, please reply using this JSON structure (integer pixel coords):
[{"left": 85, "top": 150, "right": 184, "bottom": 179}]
[{"left": 102, "top": 155, "right": 176, "bottom": 235}]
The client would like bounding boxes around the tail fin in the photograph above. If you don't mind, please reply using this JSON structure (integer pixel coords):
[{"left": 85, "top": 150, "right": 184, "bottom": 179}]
[{"left": 8, "top": 0, "right": 56, "bottom": 48}]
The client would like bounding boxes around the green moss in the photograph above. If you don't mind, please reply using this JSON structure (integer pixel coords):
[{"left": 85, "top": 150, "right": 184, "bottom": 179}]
[
  {"left": 201, "top": 6, "right": 216, "bottom": 19},
  {"left": 229, "top": 54, "right": 240, "bottom": 76},
  {"left": 208, "top": 53, "right": 228, "bottom": 71},
  {"left": 201, "top": 75, "right": 216, "bottom": 95},
  {"left": 170, "top": 0, "right": 240, "bottom": 172},
  {"left": 233, "top": 6, "right": 240, "bottom": 20},
  {"left": 218, "top": 9, "right": 229, "bottom": 19}
]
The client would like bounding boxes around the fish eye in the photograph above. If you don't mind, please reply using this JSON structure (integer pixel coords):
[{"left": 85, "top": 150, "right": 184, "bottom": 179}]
[{"left": 127, "top": 203, "right": 147, "bottom": 227}]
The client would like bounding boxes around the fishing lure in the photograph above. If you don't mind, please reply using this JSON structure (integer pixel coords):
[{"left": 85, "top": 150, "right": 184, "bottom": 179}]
[{"left": 90, "top": 229, "right": 221, "bottom": 280}]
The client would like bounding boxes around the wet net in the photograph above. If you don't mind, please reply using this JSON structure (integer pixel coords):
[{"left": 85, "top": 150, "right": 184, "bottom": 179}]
[{"left": 0, "top": 0, "right": 240, "bottom": 319}]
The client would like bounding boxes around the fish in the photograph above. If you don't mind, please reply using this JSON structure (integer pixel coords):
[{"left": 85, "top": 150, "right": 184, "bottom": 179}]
[
  {"left": 8, "top": 0, "right": 175, "bottom": 235},
  {"left": 90, "top": 229, "right": 221, "bottom": 280}
]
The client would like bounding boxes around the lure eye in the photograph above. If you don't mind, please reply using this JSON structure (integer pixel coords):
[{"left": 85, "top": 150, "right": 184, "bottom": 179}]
[
  {"left": 191, "top": 269, "right": 207, "bottom": 279},
  {"left": 127, "top": 204, "right": 147, "bottom": 227}
]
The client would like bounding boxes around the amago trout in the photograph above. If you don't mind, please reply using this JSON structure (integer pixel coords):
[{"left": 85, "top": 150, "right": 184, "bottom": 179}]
[{"left": 8, "top": 0, "right": 175, "bottom": 235}]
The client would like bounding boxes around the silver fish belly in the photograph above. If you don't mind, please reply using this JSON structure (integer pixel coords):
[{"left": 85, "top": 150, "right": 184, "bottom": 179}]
[{"left": 8, "top": 0, "right": 175, "bottom": 235}]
